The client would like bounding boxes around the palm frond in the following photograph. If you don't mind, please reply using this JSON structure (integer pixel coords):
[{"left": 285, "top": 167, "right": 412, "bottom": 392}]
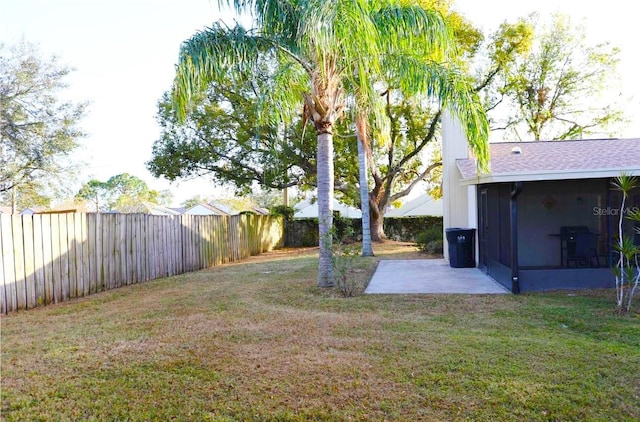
[
  {"left": 382, "top": 54, "right": 489, "bottom": 170},
  {"left": 372, "top": 4, "right": 453, "bottom": 60},
  {"left": 173, "top": 23, "right": 268, "bottom": 120}
]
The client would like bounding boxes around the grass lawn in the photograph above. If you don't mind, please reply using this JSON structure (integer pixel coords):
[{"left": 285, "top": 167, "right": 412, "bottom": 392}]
[{"left": 2, "top": 242, "right": 639, "bottom": 421}]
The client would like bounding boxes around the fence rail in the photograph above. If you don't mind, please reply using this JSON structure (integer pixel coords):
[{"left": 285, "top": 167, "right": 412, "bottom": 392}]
[{"left": 0, "top": 213, "right": 284, "bottom": 313}]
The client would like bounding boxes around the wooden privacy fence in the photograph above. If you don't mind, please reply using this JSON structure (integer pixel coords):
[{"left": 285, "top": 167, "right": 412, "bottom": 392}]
[{"left": 0, "top": 213, "right": 284, "bottom": 313}]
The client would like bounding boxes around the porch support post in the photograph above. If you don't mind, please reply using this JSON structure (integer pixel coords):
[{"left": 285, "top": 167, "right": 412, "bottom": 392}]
[{"left": 510, "top": 182, "right": 523, "bottom": 293}]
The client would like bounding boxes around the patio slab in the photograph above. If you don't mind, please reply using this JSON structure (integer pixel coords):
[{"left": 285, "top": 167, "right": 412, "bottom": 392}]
[{"left": 365, "top": 259, "right": 510, "bottom": 294}]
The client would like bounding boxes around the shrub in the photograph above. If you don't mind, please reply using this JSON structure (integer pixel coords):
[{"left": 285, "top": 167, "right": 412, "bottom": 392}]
[
  {"left": 424, "top": 240, "right": 444, "bottom": 255},
  {"left": 332, "top": 224, "right": 363, "bottom": 297},
  {"left": 416, "top": 225, "right": 443, "bottom": 253},
  {"left": 270, "top": 205, "right": 295, "bottom": 221}
]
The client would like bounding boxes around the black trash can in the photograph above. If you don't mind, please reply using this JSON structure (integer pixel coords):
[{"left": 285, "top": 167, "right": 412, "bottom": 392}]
[{"left": 445, "top": 228, "right": 476, "bottom": 268}]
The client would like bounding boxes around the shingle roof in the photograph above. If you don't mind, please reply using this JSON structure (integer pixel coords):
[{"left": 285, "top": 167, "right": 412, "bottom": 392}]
[
  {"left": 385, "top": 195, "right": 443, "bottom": 217},
  {"left": 457, "top": 138, "right": 640, "bottom": 182}
]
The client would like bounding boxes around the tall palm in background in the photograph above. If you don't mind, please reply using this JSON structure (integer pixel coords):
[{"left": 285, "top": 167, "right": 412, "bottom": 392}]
[{"left": 171, "top": 0, "right": 489, "bottom": 287}]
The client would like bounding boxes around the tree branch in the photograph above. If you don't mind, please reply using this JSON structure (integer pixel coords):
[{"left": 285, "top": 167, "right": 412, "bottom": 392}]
[{"left": 389, "top": 161, "right": 441, "bottom": 203}]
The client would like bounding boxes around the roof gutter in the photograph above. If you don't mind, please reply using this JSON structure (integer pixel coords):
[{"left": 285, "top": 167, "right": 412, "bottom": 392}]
[
  {"left": 510, "top": 182, "right": 523, "bottom": 294},
  {"left": 458, "top": 166, "right": 640, "bottom": 186}
]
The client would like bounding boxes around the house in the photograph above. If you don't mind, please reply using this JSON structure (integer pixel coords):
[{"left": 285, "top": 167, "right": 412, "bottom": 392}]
[
  {"left": 384, "top": 195, "right": 443, "bottom": 217},
  {"left": 442, "top": 113, "right": 640, "bottom": 293},
  {"left": 181, "top": 202, "right": 268, "bottom": 216},
  {"left": 182, "top": 203, "right": 234, "bottom": 216},
  {"left": 20, "top": 207, "right": 46, "bottom": 215},
  {"left": 143, "top": 204, "right": 182, "bottom": 216},
  {"left": 0, "top": 206, "right": 13, "bottom": 214},
  {"left": 293, "top": 197, "right": 362, "bottom": 219}
]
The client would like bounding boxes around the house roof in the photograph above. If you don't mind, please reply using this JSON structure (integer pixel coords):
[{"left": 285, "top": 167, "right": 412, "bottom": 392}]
[
  {"left": 244, "top": 205, "right": 269, "bottom": 215},
  {"left": 457, "top": 138, "right": 640, "bottom": 185},
  {"left": 385, "top": 195, "right": 443, "bottom": 217},
  {"left": 294, "top": 197, "right": 362, "bottom": 219},
  {"left": 145, "top": 204, "right": 182, "bottom": 215},
  {"left": 183, "top": 203, "right": 231, "bottom": 216}
]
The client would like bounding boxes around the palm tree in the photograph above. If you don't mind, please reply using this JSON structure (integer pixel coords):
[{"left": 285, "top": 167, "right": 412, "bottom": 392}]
[
  {"left": 355, "top": 111, "right": 374, "bottom": 256},
  {"left": 171, "top": 0, "right": 488, "bottom": 287}
]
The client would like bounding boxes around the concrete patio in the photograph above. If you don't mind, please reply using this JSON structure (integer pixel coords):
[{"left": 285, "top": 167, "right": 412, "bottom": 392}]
[{"left": 365, "top": 259, "right": 510, "bottom": 294}]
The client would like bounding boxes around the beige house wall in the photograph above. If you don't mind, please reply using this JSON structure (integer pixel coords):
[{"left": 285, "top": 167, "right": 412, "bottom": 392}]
[{"left": 441, "top": 112, "right": 478, "bottom": 263}]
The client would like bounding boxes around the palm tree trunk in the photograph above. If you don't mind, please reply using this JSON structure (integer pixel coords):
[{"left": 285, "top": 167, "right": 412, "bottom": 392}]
[
  {"left": 356, "top": 117, "right": 374, "bottom": 256},
  {"left": 317, "top": 131, "right": 334, "bottom": 287}
]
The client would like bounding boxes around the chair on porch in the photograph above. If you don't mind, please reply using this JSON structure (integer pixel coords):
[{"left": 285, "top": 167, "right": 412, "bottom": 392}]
[
  {"left": 566, "top": 232, "right": 602, "bottom": 267},
  {"left": 559, "top": 226, "right": 589, "bottom": 266}
]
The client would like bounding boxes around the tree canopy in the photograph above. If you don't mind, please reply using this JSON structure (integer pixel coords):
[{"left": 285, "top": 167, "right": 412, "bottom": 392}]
[
  {"left": 482, "top": 13, "right": 623, "bottom": 140},
  {"left": 0, "top": 41, "right": 86, "bottom": 207},
  {"left": 75, "top": 173, "right": 161, "bottom": 213}
]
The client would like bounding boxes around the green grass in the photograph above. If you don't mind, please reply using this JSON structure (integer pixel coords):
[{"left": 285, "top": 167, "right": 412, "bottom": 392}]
[{"left": 2, "top": 243, "right": 639, "bottom": 421}]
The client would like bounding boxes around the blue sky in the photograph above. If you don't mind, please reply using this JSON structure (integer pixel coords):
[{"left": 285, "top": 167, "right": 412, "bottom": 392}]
[{"left": 2, "top": 0, "right": 638, "bottom": 206}]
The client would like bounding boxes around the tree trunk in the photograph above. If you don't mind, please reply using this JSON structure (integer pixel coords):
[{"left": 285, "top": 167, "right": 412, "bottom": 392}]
[
  {"left": 356, "top": 114, "right": 374, "bottom": 256},
  {"left": 317, "top": 131, "right": 334, "bottom": 287},
  {"left": 11, "top": 186, "right": 17, "bottom": 214},
  {"left": 369, "top": 198, "right": 386, "bottom": 242}
]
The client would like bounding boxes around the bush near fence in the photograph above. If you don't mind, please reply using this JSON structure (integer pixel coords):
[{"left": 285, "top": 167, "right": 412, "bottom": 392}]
[
  {"left": 0, "top": 213, "right": 283, "bottom": 313},
  {"left": 284, "top": 216, "right": 444, "bottom": 247}
]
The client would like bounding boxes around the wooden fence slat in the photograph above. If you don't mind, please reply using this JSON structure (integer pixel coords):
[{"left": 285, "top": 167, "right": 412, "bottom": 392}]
[
  {"left": 73, "top": 213, "right": 84, "bottom": 297},
  {"left": 93, "top": 213, "right": 102, "bottom": 292},
  {"left": 1, "top": 215, "right": 16, "bottom": 313},
  {"left": 152, "top": 216, "right": 159, "bottom": 279},
  {"left": 102, "top": 214, "right": 112, "bottom": 290},
  {"left": 135, "top": 214, "right": 142, "bottom": 283},
  {"left": 21, "top": 215, "right": 37, "bottom": 309},
  {"left": 204, "top": 216, "right": 212, "bottom": 268},
  {"left": 190, "top": 215, "right": 197, "bottom": 271},
  {"left": 181, "top": 215, "right": 189, "bottom": 272},
  {"left": 32, "top": 215, "right": 46, "bottom": 307},
  {"left": 85, "top": 213, "right": 93, "bottom": 294},
  {"left": 210, "top": 216, "right": 216, "bottom": 267},
  {"left": 80, "top": 213, "right": 90, "bottom": 296},
  {"left": 160, "top": 216, "right": 168, "bottom": 277},
  {"left": 147, "top": 216, "right": 155, "bottom": 280},
  {"left": 11, "top": 215, "right": 26, "bottom": 310},
  {"left": 49, "top": 214, "right": 62, "bottom": 303},
  {"left": 109, "top": 214, "right": 117, "bottom": 289},
  {"left": 114, "top": 213, "right": 122, "bottom": 288},
  {"left": 59, "top": 214, "right": 71, "bottom": 303},
  {"left": 174, "top": 215, "right": 181, "bottom": 274},
  {"left": 166, "top": 216, "right": 172, "bottom": 276},
  {"left": 118, "top": 214, "right": 126, "bottom": 287},
  {"left": 197, "top": 216, "right": 203, "bottom": 270},
  {"left": 172, "top": 216, "right": 180, "bottom": 274},
  {"left": 181, "top": 215, "right": 188, "bottom": 271},
  {"left": 110, "top": 215, "right": 118, "bottom": 288},
  {"left": 40, "top": 214, "right": 54, "bottom": 305},
  {"left": 66, "top": 213, "right": 77, "bottom": 299},
  {"left": 127, "top": 214, "right": 133, "bottom": 284},
  {"left": 215, "top": 216, "right": 222, "bottom": 266},
  {"left": 141, "top": 215, "right": 149, "bottom": 281},
  {"left": 130, "top": 214, "right": 136, "bottom": 284},
  {"left": 0, "top": 216, "right": 6, "bottom": 313}
]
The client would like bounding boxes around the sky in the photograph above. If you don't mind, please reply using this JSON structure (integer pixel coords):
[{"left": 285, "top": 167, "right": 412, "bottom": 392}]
[{"left": 2, "top": 0, "right": 639, "bottom": 207}]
